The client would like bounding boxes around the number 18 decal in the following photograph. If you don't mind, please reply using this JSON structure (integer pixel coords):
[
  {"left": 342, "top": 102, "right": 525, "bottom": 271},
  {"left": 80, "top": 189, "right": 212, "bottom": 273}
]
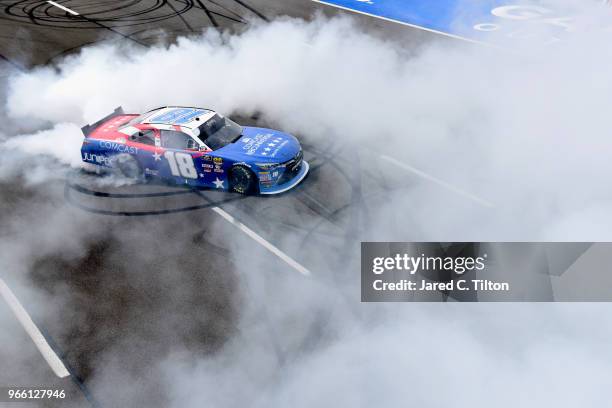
[{"left": 164, "top": 151, "right": 198, "bottom": 179}]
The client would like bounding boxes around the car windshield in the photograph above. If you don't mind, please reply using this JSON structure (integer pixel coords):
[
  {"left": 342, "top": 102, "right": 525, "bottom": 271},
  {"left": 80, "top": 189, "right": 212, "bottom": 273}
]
[{"left": 196, "top": 114, "right": 242, "bottom": 150}]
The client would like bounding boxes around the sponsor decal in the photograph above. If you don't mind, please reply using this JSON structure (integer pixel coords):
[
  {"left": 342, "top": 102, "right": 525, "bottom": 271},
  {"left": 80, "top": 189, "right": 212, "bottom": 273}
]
[
  {"left": 259, "top": 137, "right": 288, "bottom": 157},
  {"left": 270, "top": 140, "right": 288, "bottom": 158},
  {"left": 242, "top": 133, "right": 273, "bottom": 155},
  {"left": 203, "top": 155, "right": 213, "bottom": 162},
  {"left": 259, "top": 170, "right": 280, "bottom": 183},
  {"left": 202, "top": 163, "right": 214, "bottom": 169},
  {"left": 144, "top": 168, "right": 159, "bottom": 176},
  {"left": 213, "top": 157, "right": 223, "bottom": 164},
  {"left": 82, "top": 152, "right": 111, "bottom": 166},
  {"left": 99, "top": 140, "right": 138, "bottom": 154}
]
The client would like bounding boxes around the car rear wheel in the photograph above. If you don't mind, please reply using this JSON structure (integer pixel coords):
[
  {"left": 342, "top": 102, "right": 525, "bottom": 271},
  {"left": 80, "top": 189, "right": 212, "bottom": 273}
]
[
  {"left": 113, "top": 154, "right": 143, "bottom": 180},
  {"left": 230, "top": 165, "right": 257, "bottom": 194}
]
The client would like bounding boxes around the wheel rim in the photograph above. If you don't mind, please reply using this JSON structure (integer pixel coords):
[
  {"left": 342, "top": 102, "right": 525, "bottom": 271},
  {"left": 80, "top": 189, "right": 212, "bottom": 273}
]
[{"left": 232, "top": 167, "right": 252, "bottom": 193}]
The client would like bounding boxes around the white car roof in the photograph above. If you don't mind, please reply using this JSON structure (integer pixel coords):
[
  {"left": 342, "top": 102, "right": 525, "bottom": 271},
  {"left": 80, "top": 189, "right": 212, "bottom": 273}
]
[{"left": 141, "top": 107, "right": 217, "bottom": 130}]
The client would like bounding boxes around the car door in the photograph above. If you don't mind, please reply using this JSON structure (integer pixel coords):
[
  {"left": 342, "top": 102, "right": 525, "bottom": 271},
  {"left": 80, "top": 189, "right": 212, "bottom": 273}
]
[
  {"left": 127, "top": 128, "right": 160, "bottom": 177},
  {"left": 160, "top": 129, "right": 200, "bottom": 184}
]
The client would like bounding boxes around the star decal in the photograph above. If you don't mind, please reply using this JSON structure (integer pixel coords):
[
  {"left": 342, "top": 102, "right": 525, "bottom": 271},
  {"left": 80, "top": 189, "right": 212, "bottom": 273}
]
[
  {"left": 213, "top": 177, "right": 224, "bottom": 189},
  {"left": 267, "top": 143, "right": 276, "bottom": 147},
  {"left": 262, "top": 152, "right": 268, "bottom": 156},
  {"left": 153, "top": 150, "right": 162, "bottom": 161},
  {"left": 264, "top": 147, "right": 271, "bottom": 152}
]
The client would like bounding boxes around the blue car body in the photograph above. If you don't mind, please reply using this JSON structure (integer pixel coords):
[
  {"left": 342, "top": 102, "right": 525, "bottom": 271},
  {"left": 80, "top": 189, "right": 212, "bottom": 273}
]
[{"left": 80, "top": 107, "right": 309, "bottom": 194}]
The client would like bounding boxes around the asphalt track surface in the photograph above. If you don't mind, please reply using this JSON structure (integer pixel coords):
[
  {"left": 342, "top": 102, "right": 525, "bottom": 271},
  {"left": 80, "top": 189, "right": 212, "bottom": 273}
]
[{"left": 0, "top": 1, "right": 468, "bottom": 407}]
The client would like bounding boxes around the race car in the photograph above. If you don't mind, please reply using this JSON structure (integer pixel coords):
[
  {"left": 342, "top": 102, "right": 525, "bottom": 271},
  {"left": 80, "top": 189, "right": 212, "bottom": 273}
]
[{"left": 80, "top": 106, "right": 309, "bottom": 194}]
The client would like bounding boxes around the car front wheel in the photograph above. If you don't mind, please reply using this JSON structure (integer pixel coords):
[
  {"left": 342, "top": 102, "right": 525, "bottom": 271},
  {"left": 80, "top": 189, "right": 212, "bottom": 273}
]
[{"left": 230, "top": 165, "right": 257, "bottom": 195}]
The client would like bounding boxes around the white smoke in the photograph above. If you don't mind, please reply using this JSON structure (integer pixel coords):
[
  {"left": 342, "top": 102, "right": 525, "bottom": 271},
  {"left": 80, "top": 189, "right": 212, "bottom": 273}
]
[{"left": 4, "top": 123, "right": 83, "bottom": 167}]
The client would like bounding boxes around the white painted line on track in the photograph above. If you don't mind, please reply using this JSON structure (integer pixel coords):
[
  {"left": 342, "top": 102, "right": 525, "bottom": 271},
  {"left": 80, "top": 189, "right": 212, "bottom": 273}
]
[
  {"left": 46, "top": 1, "right": 79, "bottom": 16},
  {"left": 380, "top": 154, "right": 495, "bottom": 208},
  {"left": 310, "top": 0, "right": 494, "bottom": 47},
  {"left": 211, "top": 207, "right": 311, "bottom": 276},
  {"left": 0, "top": 278, "right": 70, "bottom": 378}
]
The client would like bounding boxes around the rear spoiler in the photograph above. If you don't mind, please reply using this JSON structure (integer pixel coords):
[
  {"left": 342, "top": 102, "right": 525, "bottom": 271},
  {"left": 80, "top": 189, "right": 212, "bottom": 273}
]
[{"left": 81, "top": 106, "right": 124, "bottom": 137}]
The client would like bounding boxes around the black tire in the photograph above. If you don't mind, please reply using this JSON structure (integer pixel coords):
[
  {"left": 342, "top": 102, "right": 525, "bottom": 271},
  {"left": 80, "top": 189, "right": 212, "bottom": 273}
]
[
  {"left": 230, "top": 165, "right": 258, "bottom": 194},
  {"left": 112, "top": 154, "right": 143, "bottom": 180}
]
